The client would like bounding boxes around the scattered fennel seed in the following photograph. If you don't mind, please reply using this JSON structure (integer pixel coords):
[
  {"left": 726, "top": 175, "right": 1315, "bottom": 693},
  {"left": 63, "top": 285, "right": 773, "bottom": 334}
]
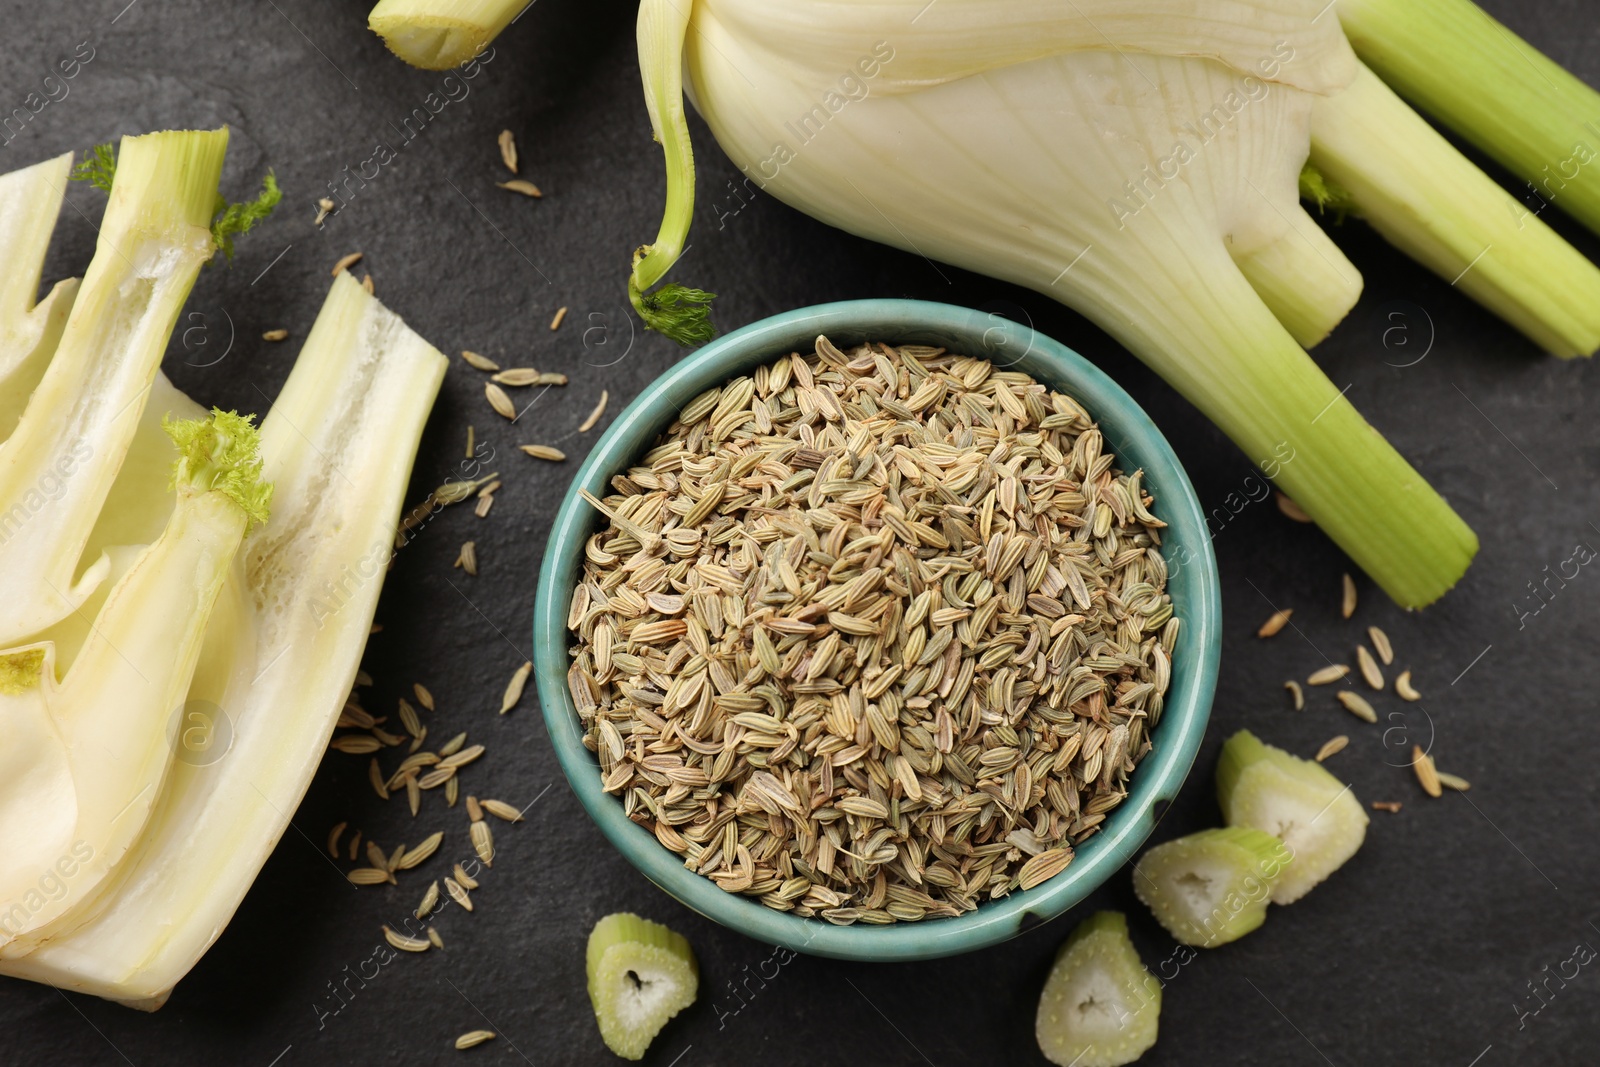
[
  {"left": 1367, "top": 626, "right": 1394, "bottom": 665},
  {"left": 383, "top": 926, "right": 430, "bottom": 953},
  {"left": 414, "top": 683, "right": 434, "bottom": 711},
  {"left": 475, "top": 493, "right": 495, "bottom": 518},
  {"left": 369, "top": 757, "right": 390, "bottom": 800},
  {"left": 399, "top": 831, "right": 445, "bottom": 869},
  {"left": 1371, "top": 801, "right": 1403, "bottom": 813},
  {"left": 446, "top": 775, "right": 460, "bottom": 807},
  {"left": 417, "top": 881, "right": 440, "bottom": 918},
  {"left": 348, "top": 831, "right": 361, "bottom": 862},
  {"left": 440, "top": 745, "right": 484, "bottom": 770},
  {"left": 481, "top": 799, "right": 523, "bottom": 822},
  {"left": 435, "top": 473, "right": 499, "bottom": 506},
  {"left": 428, "top": 927, "right": 444, "bottom": 949},
  {"left": 348, "top": 868, "right": 391, "bottom": 886},
  {"left": 579, "top": 390, "right": 609, "bottom": 432},
  {"left": 331, "top": 251, "right": 363, "bottom": 276},
  {"left": 327, "top": 821, "right": 348, "bottom": 858},
  {"left": 550, "top": 306, "right": 568, "bottom": 330},
  {"left": 399, "top": 698, "right": 422, "bottom": 738},
  {"left": 497, "top": 179, "right": 542, "bottom": 198},
  {"left": 1436, "top": 771, "right": 1470, "bottom": 792},
  {"left": 439, "top": 732, "right": 468, "bottom": 757},
  {"left": 366, "top": 840, "right": 388, "bottom": 870},
  {"left": 467, "top": 796, "right": 484, "bottom": 823},
  {"left": 520, "top": 444, "right": 565, "bottom": 461},
  {"left": 466, "top": 425, "right": 475, "bottom": 460},
  {"left": 455, "top": 1031, "right": 495, "bottom": 1050},
  {"left": 1395, "top": 671, "right": 1420, "bottom": 701},
  {"left": 471, "top": 821, "right": 494, "bottom": 866},
  {"left": 492, "top": 368, "right": 541, "bottom": 386},
  {"left": 1308, "top": 664, "right": 1350, "bottom": 686},
  {"left": 1356, "top": 645, "right": 1384, "bottom": 690},
  {"left": 1337, "top": 691, "right": 1377, "bottom": 723},
  {"left": 498, "top": 129, "right": 518, "bottom": 173},
  {"left": 262, "top": 328, "right": 288, "bottom": 342},
  {"left": 1275, "top": 493, "right": 1313, "bottom": 523},
  {"left": 445, "top": 876, "right": 473, "bottom": 911},
  {"left": 1340, "top": 573, "right": 1357, "bottom": 619},
  {"left": 330, "top": 734, "right": 382, "bottom": 754},
  {"left": 456, "top": 541, "right": 478, "bottom": 576},
  {"left": 454, "top": 863, "right": 479, "bottom": 890},
  {"left": 407, "top": 777, "right": 421, "bottom": 816},
  {"left": 486, "top": 383, "right": 516, "bottom": 419},
  {"left": 1257, "top": 608, "right": 1292, "bottom": 638},
  {"left": 1412, "top": 746, "right": 1442, "bottom": 797},
  {"left": 501, "top": 661, "right": 531, "bottom": 714},
  {"left": 1314, "top": 736, "right": 1348, "bottom": 762},
  {"left": 314, "top": 197, "right": 335, "bottom": 225},
  {"left": 1284, "top": 680, "right": 1305, "bottom": 711},
  {"left": 462, "top": 349, "right": 500, "bottom": 372}
]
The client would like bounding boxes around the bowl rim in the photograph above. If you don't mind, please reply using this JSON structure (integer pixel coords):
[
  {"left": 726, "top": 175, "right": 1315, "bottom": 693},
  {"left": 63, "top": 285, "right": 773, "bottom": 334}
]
[{"left": 534, "top": 298, "right": 1221, "bottom": 962}]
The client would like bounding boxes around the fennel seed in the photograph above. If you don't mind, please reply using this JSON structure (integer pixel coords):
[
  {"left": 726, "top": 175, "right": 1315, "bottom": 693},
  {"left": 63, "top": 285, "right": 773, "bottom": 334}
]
[
  {"left": 520, "top": 444, "right": 565, "bottom": 461},
  {"left": 372, "top": 726, "right": 406, "bottom": 747},
  {"left": 399, "top": 697, "right": 423, "bottom": 737},
  {"left": 492, "top": 368, "right": 541, "bottom": 386},
  {"left": 470, "top": 821, "right": 494, "bottom": 866},
  {"left": 439, "top": 731, "right": 468, "bottom": 757},
  {"left": 1371, "top": 801, "right": 1403, "bottom": 813},
  {"left": 455, "top": 541, "right": 478, "bottom": 576},
  {"left": 501, "top": 661, "right": 532, "bottom": 714},
  {"left": 1412, "top": 746, "right": 1442, "bottom": 797},
  {"left": 331, "top": 251, "right": 363, "bottom": 276},
  {"left": 1436, "top": 770, "right": 1471, "bottom": 792},
  {"left": 355, "top": 669, "right": 374, "bottom": 687},
  {"left": 348, "top": 867, "right": 390, "bottom": 886},
  {"left": 579, "top": 390, "right": 609, "bottom": 432},
  {"left": 485, "top": 383, "right": 516, "bottom": 420},
  {"left": 428, "top": 927, "right": 444, "bottom": 949},
  {"left": 383, "top": 926, "right": 430, "bottom": 953},
  {"left": 446, "top": 775, "right": 459, "bottom": 807},
  {"left": 497, "top": 129, "right": 518, "bottom": 173},
  {"left": 262, "top": 328, "right": 288, "bottom": 342},
  {"left": 1284, "top": 680, "right": 1305, "bottom": 711},
  {"left": 1355, "top": 645, "right": 1384, "bottom": 690},
  {"left": 348, "top": 831, "right": 361, "bottom": 862},
  {"left": 454, "top": 863, "right": 479, "bottom": 890},
  {"left": 409, "top": 726, "right": 427, "bottom": 754},
  {"left": 465, "top": 425, "right": 475, "bottom": 460},
  {"left": 1340, "top": 573, "right": 1357, "bottom": 619},
  {"left": 1337, "top": 691, "right": 1377, "bottom": 723},
  {"left": 367, "top": 840, "right": 389, "bottom": 870},
  {"left": 480, "top": 799, "right": 523, "bottom": 822},
  {"left": 387, "top": 842, "right": 406, "bottom": 871},
  {"left": 434, "top": 473, "right": 500, "bottom": 505},
  {"left": 1257, "top": 608, "right": 1292, "bottom": 638},
  {"left": 314, "top": 197, "right": 335, "bottom": 225},
  {"left": 1367, "top": 625, "right": 1394, "bottom": 665},
  {"left": 461, "top": 349, "right": 500, "bottom": 372},
  {"left": 416, "top": 881, "right": 440, "bottom": 918},
  {"left": 330, "top": 734, "right": 382, "bottom": 754},
  {"left": 440, "top": 744, "right": 484, "bottom": 770},
  {"left": 369, "top": 757, "right": 390, "bottom": 800},
  {"left": 496, "top": 179, "right": 542, "bottom": 198},
  {"left": 550, "top": 306, "right": 568, "bottom": 330},
  {"left": 444, "top": 876, "right": 474, "bottom": 912},
  {"left": 407, "top": 777, "right": 421, "bottom": 816},
  {"left": 398, "top": 831, "right": 445, "bottom": 870},
  {"left": 1314, "top": 736, "right": 1349, "bottom": 762},
  {"left": 1017, "top": 849, "right": 1074, "bottom": 891},
  {"left": 455, "top": 1031, "right": 496, "bottom": 1050},
  {"left": 1395, "top": 671, "right": 1420, "bottom": 701},
  {"left": 1307, "top": 664, "right": 1350, "bottom": 686},
  {"left": 327, "top": 821, "right": 348, "bottom": 858},
  {"left": 475, "top": 493, "right": 495, "bottom": 518},
  {"left": 1275, "top": 493, "right": 1313, "bottom": 523},
  {"left": 418, "top": 767, "right": 456, "bottom": 790},
  {"left": 466, "top": 795, "right": 483, "bottom": 822}
]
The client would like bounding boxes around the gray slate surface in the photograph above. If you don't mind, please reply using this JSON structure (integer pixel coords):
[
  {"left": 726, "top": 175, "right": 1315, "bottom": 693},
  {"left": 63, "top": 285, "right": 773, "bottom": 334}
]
[{"left": 1, "top": 1, "right": 1598, "bottom": 1064}]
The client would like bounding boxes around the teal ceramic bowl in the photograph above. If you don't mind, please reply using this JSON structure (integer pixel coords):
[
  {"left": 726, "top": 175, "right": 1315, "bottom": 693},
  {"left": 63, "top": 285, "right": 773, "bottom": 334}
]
[{"left": 535, "top": 300, "right": 1220, "bottom": 962}]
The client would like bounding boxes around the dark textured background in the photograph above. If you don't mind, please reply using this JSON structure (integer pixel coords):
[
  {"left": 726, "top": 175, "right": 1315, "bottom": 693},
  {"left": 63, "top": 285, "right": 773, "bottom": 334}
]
[{"left": 1, "top": 1, "right": 1597, "bottom": 1064}]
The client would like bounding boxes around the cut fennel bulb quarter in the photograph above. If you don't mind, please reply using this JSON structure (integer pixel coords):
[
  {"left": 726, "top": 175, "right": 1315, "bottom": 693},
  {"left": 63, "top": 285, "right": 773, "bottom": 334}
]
[
  {"left": 0, "top": 272, "right": 447, "bottom": 1006},
  {"left": 0, "top": 409, "right": 269, "bottom": 956},
  {"left": 0, "top": 129, "right": 227, "bottom": 647}
]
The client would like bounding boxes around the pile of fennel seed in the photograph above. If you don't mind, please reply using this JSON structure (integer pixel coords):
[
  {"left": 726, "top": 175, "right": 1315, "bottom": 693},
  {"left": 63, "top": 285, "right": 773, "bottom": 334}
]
[{"left": 566, "top": 337, "right": 1177, "bottom": 924}]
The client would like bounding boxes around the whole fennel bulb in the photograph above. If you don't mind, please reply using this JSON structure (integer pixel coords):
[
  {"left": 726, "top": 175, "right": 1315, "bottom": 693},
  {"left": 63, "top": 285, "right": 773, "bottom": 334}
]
[{"left": 632, "top": 0, "right": 1477, "bottom": 607}]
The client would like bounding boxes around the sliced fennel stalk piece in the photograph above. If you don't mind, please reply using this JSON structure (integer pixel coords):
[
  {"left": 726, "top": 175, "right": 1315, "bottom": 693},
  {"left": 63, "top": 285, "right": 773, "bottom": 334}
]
[
  {"left": 0, "top": 129, "right": 227, "bottom": 647},
  {"left": 655, "top": 0, "right": 1477, "bottom": 607},
  {"left": 0, "top": 272, "right": 447, "bottom": 1006},
  {"left": 1309, "top": 63, "right": 1600, "bottom": 357},
  {"left": 0, "top": 410, "right": 269, "bottom": 955},
  {"left": 1338, "top": 0, "right": 1600, "bottom": 238},
  {"left": 368, "top": 0, "right": 519, "bottom": 70},
  {"left": 0, "top": 152, "right": 78, "bottom": 442}
]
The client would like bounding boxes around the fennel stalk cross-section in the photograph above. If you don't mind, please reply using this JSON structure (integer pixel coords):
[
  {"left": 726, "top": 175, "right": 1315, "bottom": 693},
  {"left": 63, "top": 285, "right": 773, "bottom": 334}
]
[
  {"left": 632, "top": 0, "right": 1478, "bottom": 607},
  {"left": 0, "top": 273, "right": 446, "bottom": 1006}
]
